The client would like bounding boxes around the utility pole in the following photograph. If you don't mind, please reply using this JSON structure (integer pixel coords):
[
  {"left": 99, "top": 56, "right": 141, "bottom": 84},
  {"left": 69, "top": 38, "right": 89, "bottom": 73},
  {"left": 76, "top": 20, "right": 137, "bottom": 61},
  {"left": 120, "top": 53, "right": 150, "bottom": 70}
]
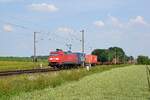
[
  {"left": 115, "top": 48, "right": 117, "bottom": 64},
  {"left": 124, "top": 53, "right": 126, "bottom": 64},
  {"left": 33, "top": 32, "right": 37, "bottom": 62},
  {"left": 81, "top": 30, "right": 85, "bottom": 67}
]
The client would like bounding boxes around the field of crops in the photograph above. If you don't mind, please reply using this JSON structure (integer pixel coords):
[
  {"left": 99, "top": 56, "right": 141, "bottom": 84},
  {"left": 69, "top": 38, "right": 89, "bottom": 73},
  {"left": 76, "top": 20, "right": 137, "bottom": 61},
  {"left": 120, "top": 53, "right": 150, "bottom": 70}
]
[
  {"left": 10, "top": 65, "right": 150, "bottom": 100},
  {"left": 0, "top": 61, "right": 48, "bottom": 71}
]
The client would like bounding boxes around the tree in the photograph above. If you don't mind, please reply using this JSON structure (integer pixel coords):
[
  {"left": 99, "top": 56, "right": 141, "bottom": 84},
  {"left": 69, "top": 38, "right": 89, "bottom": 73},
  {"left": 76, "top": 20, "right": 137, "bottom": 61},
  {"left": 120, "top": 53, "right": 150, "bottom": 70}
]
[
  {"left": 108, "top": 47, "right": 126, "bottom": 63},
  {"left": 92, "top": 47, "right": 128, "bottom": 64},
  {"left": 92, "top": 49, "right": 108, "bottom": 63},
  {"left": 137, "top": 55, "right": 150, "bottom": 65},
  {"left": 127, "top": 56, "right": 134, "bottom": 64}
]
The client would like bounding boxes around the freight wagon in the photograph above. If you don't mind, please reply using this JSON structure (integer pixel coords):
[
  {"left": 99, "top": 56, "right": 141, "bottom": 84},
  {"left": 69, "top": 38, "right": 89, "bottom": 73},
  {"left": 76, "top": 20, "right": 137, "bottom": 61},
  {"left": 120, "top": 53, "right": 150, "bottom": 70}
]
[{"left": 85, "top": 55, "right": 97, "bottom": 66}]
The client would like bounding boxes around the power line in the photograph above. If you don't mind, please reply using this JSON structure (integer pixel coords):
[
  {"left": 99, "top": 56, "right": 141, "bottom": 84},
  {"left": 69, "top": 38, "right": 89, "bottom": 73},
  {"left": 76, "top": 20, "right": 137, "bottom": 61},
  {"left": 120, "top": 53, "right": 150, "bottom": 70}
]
[
  {"left": 0, "top": 20, "right": 34, "bottom": 32},
  {"left": 39, "top": 31, "right": 82, "bottom": 51},
  {"left": 4, "top": 16, "right": 82, "bottom": 42},
  {"left": 47, "top": 32, "right": 69, "bottom": 41},
  {"left": 1, "top": 19, "right": 82, "bottom": 46},
  {"left": 66, "top": 44, "right": 72, "bottom": 51},
  {"left": 68, "top": 30, "right": 81, "bottom": 41},
  {"left": 3, "top": 17, "right": 82, "bottom": 44},
  {"left": 0, "top": 18, "right": 95, "bottom": 55}
]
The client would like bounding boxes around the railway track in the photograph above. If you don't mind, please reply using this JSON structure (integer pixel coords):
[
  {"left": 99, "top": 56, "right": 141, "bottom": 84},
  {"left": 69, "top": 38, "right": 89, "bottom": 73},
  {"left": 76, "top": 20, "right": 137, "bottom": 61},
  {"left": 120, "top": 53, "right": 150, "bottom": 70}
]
[{"left": 0, "top": 68, "right": 59, "bottom": 76}]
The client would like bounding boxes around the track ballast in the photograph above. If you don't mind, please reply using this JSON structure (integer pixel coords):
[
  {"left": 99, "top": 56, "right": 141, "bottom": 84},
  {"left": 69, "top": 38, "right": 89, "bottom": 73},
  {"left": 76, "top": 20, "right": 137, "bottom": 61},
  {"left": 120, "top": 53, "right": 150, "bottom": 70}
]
[{"left": 0, "top": 68, "right": 59, "bottom": 76}]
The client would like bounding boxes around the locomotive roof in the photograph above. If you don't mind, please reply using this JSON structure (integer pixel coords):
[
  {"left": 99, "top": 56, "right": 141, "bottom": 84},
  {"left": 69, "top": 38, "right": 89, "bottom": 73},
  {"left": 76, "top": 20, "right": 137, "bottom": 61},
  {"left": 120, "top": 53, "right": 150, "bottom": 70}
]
[{"left": 50, "top": 50, "right": 85, "bottom": 55}]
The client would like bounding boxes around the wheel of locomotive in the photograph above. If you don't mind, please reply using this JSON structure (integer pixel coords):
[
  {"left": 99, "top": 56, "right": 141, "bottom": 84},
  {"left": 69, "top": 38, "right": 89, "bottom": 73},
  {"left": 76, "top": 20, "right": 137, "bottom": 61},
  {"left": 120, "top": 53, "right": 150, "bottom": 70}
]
[
  {"left": 53, "top": 66, "right": 57, "bottom": 69},
  {"left": 63, "top": 65, "right": 67, "bottom": 69}
]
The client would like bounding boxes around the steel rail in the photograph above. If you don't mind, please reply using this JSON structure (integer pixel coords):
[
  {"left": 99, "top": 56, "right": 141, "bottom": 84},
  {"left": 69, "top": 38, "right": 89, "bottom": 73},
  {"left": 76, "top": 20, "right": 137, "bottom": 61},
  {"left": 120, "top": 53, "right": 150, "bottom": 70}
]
[{"left": 0, "top": 68, "right": 59, "bottom": 76}]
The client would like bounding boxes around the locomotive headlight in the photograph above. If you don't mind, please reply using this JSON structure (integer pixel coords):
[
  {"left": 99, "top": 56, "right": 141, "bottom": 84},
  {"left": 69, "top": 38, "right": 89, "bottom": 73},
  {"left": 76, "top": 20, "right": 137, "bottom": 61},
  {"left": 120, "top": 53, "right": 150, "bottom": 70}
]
[
  {"left": 50, "top": 58, "right": 53, "bottom": 60},
  {"left": 56, "top": 58, "right": 59, "bottom": 60}
]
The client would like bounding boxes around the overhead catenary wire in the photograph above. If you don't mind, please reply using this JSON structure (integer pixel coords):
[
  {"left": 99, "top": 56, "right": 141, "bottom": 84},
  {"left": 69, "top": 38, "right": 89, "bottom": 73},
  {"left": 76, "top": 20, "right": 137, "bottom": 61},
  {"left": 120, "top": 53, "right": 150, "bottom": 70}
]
[
  {"left": 36, "top": 32, "right": 69, "bottom": 46},
  {"left": 0, "top": 19, "right": 68, "bottom": 44},
  {"left": 68, "top": 30, "right": 82, "bottom": 41},
  {"left": 0, "top": 17, "right": 96, "bottom": 55},
  {"left": 1, "top": 21, "right": 90, "bottom": 51},
  {"left": 38, "top": 31, "right": 82, "bottom": 50},
  {"left": 0, "top": 20, "right": 35, "bottom": 32},
  {"left": 1, "top": 16, "right": 81, "bottom": 42},
  {"left": 0, "top": 18, "right": 84, "bottom": 45},
  {"left": 3, "top": 16, "right": 75, "bottom": 43}
]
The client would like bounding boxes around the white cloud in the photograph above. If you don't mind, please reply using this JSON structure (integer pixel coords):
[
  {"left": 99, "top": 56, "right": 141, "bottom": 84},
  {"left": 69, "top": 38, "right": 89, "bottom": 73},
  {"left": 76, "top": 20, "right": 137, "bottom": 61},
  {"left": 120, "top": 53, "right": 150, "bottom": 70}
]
[
  {"left": 109, "top": 16, "right": 123, "bottom": 28},
  {"left": 93, "top": 15, "right": 149, "bottom": 30},
  {"left": 3, "top": 24, "right": 13, "bottom": 32},
  {"left": 29, "top": 3, "right": 58, "bottom": 12},
  {"left": 129, "top": 16, "right": 147, "bottom": 25},
  {"left": 57, "top": 27, "right": 73, "bottom": 33},
  {"left": 93, "top": 20, "right": 105, "bottom": 27}
]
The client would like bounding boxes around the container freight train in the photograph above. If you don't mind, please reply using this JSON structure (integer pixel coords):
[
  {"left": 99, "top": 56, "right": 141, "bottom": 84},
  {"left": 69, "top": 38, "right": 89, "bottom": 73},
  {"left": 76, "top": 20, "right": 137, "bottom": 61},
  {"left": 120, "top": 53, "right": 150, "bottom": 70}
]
[{"left": 48, "top": 49, "right": 97, "bottom": 69}]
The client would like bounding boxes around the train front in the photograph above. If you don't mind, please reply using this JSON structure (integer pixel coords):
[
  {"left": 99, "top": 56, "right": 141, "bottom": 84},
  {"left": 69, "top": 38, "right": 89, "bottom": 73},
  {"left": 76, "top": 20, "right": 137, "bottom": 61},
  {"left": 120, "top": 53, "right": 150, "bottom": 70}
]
[{"left": 48, "top": 50, "right": 64, "bottom": 68}]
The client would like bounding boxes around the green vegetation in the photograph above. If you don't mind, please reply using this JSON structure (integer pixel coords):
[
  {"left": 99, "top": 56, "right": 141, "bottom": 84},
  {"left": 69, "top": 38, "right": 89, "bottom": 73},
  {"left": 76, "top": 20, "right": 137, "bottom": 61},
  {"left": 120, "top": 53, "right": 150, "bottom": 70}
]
[
  {"left": 0, "top": 56, "right": 48, "bottom": 62},
  {"left": 92, "top": 47, "right": 134, "bottom": 64},
  {"left": 10, "top": 65, "right": 150, "bottom": 100},
  {"left": 137, "top": 55, "right": 150, "bottom": 65},
  {"left": 0, "top": 57, "right": 32, "bottom": 62},
  {"left": 0, "top": 56, "right": 49, "bottom": 71},
  {"left": 0, "top": 61, "right": 48, "bottom": 71},
  {"left": 0, "top": 65, "right": 127, "bottom": 99}
]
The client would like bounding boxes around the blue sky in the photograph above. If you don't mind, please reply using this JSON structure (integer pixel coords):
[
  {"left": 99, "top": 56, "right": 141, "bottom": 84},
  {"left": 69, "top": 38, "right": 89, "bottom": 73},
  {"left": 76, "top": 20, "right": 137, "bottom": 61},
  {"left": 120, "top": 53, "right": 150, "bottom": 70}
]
[{"left": 0, "top": 0, "right": 150, "bottom": 57}]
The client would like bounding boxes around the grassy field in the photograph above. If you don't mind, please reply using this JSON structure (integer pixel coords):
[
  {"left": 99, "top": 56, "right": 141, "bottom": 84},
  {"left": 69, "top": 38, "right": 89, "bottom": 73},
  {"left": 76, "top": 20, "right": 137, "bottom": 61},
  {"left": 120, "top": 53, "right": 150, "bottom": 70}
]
[
  {"left": 0, "top": 65, "right": 127, "bottom": 99},
  {"left": 9, "top": 65, "right": 150, "bottom": 100},
  {"left": 0, "top": 61, "right": 48, "bottom": 71}
]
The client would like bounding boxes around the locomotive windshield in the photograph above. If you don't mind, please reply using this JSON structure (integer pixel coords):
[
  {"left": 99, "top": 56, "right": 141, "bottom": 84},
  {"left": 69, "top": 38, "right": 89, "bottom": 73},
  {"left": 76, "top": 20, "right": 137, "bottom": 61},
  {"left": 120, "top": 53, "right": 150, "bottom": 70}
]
[
  {"left": 50, "top": 53, "right": 59, "bottom": 56},
  {"left": 50, "top": 52, "right": 58, "bottom": 56}
]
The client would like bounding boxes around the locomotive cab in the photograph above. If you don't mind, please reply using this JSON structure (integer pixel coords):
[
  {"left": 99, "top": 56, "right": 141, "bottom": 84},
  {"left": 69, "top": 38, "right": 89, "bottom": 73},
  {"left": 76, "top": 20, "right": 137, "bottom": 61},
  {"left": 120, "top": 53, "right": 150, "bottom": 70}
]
[{"left": 48, "top": 50, "right": 64, "bottom": 68}]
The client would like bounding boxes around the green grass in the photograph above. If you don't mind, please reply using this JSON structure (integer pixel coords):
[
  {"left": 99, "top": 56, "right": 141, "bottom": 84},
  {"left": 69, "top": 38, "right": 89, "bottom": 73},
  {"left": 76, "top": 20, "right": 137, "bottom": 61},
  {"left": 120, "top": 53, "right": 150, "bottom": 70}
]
[
  {"left": 0, "top": 65, "right": 127, "bottom": 99},
  {"left": 0, "top": 61, "right": 48, "bottom": 71},
  {"left": 10, "top": 65, "right": 150, "bottom": 100},
  {"left": 0, "top": 57, "right": 33, "bottom": 62},
  {"left": 0, "top": 57, "right": 48, "bottom": 62}
]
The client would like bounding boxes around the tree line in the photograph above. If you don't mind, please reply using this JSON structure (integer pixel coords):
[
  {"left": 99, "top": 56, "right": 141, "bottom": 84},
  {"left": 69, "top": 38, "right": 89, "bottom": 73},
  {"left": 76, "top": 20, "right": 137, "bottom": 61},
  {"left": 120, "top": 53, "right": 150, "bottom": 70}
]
[
  {"left": 137, "top": 56, "right": 150, "bottom": 65},
  {"left": 91, "top": 47, "right": 134, "bottom": 64}
]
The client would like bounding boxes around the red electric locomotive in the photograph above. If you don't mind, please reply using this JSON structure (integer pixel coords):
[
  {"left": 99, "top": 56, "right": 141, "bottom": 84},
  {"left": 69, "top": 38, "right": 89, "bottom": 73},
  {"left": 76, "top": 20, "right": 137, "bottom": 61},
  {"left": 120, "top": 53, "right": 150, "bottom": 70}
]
[{"left": 48, "top": 49, "right": 85, "bottom": 69}]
